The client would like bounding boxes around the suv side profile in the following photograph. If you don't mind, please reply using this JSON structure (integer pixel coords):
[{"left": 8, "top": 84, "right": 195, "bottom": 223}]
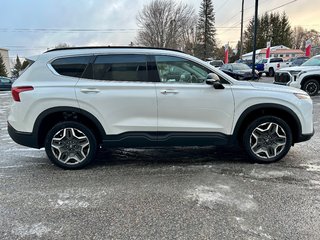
[{"left": 8, "top": 47, "right": 314, "bottom": 169}]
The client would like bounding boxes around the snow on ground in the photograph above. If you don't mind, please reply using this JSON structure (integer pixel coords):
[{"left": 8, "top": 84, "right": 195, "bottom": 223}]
[
  {"left": 187, "top": 184, "right": 257, "bottom": 212},
  {"left": 300, "top": 164, "right": 320, "bottom": 172},
  {"left": 11, "top": 223, "right": 51, "bottom": 238}
]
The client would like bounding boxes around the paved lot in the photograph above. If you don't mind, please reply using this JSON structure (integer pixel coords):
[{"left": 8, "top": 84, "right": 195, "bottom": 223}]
[{"left": 0, "top": 79, "right": 320, "bottom": 239}]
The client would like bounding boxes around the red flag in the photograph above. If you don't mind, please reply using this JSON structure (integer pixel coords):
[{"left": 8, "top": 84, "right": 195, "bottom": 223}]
[
  {"left": 306, "top": 39, "right": 311, "bottom": 57},
  {"left": 266, "top": 41, "right": 271, "bottom": 58},
  {"left": 224, "top": 44, "right": 229, "bottom": 64}
]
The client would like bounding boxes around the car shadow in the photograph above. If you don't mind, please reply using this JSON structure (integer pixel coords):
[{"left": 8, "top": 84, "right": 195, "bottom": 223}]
[{"left": 92, "top": 146, "right": 252, "bottom": 168}]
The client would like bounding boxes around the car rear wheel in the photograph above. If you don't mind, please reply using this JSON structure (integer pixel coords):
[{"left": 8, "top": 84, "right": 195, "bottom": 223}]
[
  {"left": 243, "top": 116, "right": 292, "bottom": 163},
  {"left": 45, "top": 121, "right": 97, "bottom": 169},
  {"left": 303, "top": 79, "right": 319, "bottom": 96},
  {"left": 268, "top": 68, "right": 275, "bottom": 77}
]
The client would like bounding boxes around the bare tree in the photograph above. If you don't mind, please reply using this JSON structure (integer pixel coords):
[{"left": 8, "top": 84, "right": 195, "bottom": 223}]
[
  {"left": 136, "top": 0, "right": 196, "bottom": 49},
  {"left": 292, "top": 26, "right": 306, "bottom": 50}
]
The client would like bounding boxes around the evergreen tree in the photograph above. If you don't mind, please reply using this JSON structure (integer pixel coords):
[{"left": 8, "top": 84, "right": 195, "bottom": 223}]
[
  {"left": 21, "top": 60, "right": 30, "bottom": 71},
  {"left": 243, "top": 18, "right": 255, "bottom": 53},
  {"left": 243, "top": 12, "right": 293, "bottom": 53},
  {"left": 195, "top": 0, "right": 216, "bottom": 59},
  {"left": 13, "top": 55, "right": 22, "bottom": 78},
  {"left": 0, "top": 54, "right": 8, "bottom": 77}
]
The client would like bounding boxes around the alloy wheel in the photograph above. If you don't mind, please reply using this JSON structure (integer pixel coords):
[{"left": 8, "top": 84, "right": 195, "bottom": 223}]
[
  {"left": 51, "top": 128, "right": 90, "bottom": 165},
  {"left": 250, "top": 122, "right": 287, "bottom": 159}
]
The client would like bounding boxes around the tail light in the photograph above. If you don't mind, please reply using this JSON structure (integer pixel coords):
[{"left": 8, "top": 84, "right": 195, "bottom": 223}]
[
  {"left": 277, "top": 63, "right": 280, "bottom": 68},
  {"left": 11, "top": 86, "right": 34, "bottom": 102}
]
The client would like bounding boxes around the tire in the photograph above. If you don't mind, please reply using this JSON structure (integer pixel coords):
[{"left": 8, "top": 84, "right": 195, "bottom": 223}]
[
  {"left": 268, "top": 68, "right": 275, "bottom": 77},
  {"left": 243, "top": 116, "right": 292, "bottom": 163},
  {"left": 302, "top": 79, "right": 319, "bottom": 96},
  {"left": 44, "top": 121, "right": 97, "bottom": 169}
]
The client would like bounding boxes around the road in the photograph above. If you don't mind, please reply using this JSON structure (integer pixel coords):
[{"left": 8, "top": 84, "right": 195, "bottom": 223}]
[{"left": 0, "top": 79, "right": 320, "bottom": 239}]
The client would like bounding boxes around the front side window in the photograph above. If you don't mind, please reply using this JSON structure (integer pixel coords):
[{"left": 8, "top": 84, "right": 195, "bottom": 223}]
[
  {"left": 155, "top": 56, "right": 210, "bottom": 83},
  {"left": 92, "top": 55, "right": 147, "bottom": 81},
  {"left": 51, "top": 56, "right": 91, "bottom": 78}
]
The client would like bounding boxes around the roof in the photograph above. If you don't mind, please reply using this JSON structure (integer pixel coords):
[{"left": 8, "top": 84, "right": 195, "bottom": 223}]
[
  {"left": 242, "top": 45, "right": 290, "bottom": 57},
  {"left": 260, "top": 48, "right": 304, "bottom": 54},
  {"left": 45, "top": 46, "right": 184, "bottom": 53}
]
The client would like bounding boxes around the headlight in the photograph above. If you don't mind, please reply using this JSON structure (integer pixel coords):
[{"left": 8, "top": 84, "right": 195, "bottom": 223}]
[
  {"left": 294, "top": 93, "right": 310, "bottom": 99},
  {"left": 289, "top": 70, "right": 301, "bottom": 76}
]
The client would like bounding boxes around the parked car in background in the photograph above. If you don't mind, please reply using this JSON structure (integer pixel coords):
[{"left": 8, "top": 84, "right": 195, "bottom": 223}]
[
  {"left": 263, "top": 57, "right": 287, "bottom": 77},
  {"left": 274, "top": 54, "right": 320, "bottom": 96},
  {"left": 285, "top": 57, "right": 309, "bottom": 67},
  {"left": 255, "top": 59, "right": 267, "bottom": 75},
  {"left": 235, "top": 59, "right": 253, "bottom": 68},
  {"left": 220, "top": 63, "right": 259, "bottom": 80},
  {"left": 208, "top": 59, "right": 224, "bottom": 68},
  {"left": 0, "top": 76, "right": 13, "bottom": 91}
]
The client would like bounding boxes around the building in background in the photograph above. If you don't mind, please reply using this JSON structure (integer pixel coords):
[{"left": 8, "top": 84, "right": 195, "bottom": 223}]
[
  {"left": 242, "top": 45, "right": 304, "bottom": 61},
  {"left": 0, "top": 48, "right": 11, "bottom": 77}
]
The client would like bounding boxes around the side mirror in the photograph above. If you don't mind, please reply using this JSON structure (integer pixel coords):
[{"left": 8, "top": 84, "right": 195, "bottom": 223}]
[{"left": 206, "top": 73, "right": 225, "bottom": 89}]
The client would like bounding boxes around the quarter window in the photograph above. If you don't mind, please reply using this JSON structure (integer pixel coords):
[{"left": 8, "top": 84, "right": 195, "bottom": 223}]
[
  {"left": 51, "top": 56, "right": 91, "bottom": 78},
  {"left": 92, "top": 55, "right": 147, "bottom": 81},
  {"left": 155, "top": 56, "right": 209, "bottom": 83}
]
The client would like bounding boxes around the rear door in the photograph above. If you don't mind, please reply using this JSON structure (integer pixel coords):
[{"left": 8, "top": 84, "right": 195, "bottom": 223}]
[{"left": 75, "top": 54, "right": 157, "bottom": 135}]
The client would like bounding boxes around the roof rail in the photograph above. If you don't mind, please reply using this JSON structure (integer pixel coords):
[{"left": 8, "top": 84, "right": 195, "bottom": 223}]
[{"left": 45, "top": 46, "right": 184, "bottom": 53}]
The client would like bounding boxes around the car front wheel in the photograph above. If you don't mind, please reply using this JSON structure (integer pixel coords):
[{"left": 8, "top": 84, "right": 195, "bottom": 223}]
[
  {"left": 45, "top": 121, "right": 97, "bottom": 169},
  {"left": 243, "top": 116, "right": 292, "bottom": 163},
  {"left": 303, "top": 79, "right": 319, "bottom": 96}
]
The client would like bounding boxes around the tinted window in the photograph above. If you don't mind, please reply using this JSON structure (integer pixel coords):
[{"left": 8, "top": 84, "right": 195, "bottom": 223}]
[
  {"left": 51, "top": 56, "right": 91, "bottom": 78},
  {"left": 92, "top": 55, "right": 147, "bottom": 81},
  {"left": 155, "top": 55, "right": 209, "bottom": 83},
  {"left": 270, "top": 58, "right": 283, "bottom": 63}
]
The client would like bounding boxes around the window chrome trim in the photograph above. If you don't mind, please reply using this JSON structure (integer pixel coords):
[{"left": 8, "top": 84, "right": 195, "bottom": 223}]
[{"left": 46, "top": 54, "right": 94, "bottom": 78}]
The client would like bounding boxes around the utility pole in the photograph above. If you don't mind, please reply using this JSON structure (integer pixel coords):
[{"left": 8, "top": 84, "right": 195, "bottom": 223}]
[
  {"left": 239, "top": 0, "right": 245, "bottom": 59},
  {"left": 252, "top": 0, "right": 259, "bottom": 78}
]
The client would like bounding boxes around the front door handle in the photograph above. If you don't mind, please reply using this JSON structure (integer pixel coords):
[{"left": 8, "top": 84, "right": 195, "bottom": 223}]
[
  {"left": 80, "top": 88, "right": 100, "bottom": 94},
  {"left": 160, "top": 89, "right": 179, "bottom": 95}
]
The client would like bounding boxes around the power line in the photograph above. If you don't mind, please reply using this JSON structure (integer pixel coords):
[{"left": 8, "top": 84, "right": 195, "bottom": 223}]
[
  {"left": 265, "top": 0, "right": 297, "bottom": 13},
  {"left": 218, "top": 0, "right": 298, "bottom": 36},
  {"left": 215, "top": 0, "right": 232, "bottom": 12},
  {"left": 0, "top": 28, "right": 141, "bottom": 34}
]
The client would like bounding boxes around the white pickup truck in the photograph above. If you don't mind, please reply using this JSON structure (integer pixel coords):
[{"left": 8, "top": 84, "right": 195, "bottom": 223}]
[
  {"left": 274, "top": 54, "right": 320, "bottom": 96},
  {"left": 262, "top": 57, "right": 287, "bottom": 77}
]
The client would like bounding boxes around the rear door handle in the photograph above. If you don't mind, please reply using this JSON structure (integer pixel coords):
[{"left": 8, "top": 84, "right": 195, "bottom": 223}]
[
  {"left": 80, "top": 88, "right": 100, "bottom": 94},
  {"left": 160, "top": 89, "right": 179, "bottom": 95}
]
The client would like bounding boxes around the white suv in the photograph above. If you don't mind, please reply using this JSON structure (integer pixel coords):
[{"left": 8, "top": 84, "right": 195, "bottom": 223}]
[{"left": 8, "top": 47, "right": 314, "bottom": 169}]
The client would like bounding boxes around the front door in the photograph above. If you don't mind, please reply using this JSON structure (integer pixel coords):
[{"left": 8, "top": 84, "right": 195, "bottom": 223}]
[{"left": 154, "top": 55, "right": 235, "bottom": 143}]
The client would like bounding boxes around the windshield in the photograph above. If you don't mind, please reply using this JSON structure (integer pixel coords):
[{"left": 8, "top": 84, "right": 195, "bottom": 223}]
[
  {"left": 232, "top": 63, "right": 250, "bottom": 70},
  {"left": 302, "top": 56, "right": 320, "bottom": 66}
]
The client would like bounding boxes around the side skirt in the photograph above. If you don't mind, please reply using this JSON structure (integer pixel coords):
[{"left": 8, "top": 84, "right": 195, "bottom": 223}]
[{"left": 102, "top": 132, "right": 232, "bottom": 148}]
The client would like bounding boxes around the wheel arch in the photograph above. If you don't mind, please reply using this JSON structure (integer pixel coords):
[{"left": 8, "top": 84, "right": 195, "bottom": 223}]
[
  {"left": 33, "top": 107, "right": 106, "bottom": 148},
  {"left": 232, "top": 103, "right": 302, "bottom": 145}
]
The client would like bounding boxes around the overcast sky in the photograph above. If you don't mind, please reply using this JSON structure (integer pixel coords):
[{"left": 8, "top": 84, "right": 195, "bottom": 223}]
[{"left": 0, "top": 0, "right": 319, "bottom": 61}]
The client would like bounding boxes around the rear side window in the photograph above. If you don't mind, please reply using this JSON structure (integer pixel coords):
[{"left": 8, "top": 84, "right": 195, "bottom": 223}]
[
  {"left": 92, "top": 55, "right": 147, "bottom": 81},
  {"left": 270, "top": 58, "right": 283, "bottom": 63},
  {"left": 51, "top": 56, "right": 91, "bottom": 78}
]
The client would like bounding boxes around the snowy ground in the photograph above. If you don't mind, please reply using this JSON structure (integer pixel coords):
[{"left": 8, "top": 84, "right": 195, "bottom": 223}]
[{"left": 0, "top": 83, "right": 320, "bottom": 239}]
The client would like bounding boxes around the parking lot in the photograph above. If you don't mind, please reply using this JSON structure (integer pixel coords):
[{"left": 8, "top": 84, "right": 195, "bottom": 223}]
[{"left": 0, "top": 78, "right": 320, "bottom": 239}]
